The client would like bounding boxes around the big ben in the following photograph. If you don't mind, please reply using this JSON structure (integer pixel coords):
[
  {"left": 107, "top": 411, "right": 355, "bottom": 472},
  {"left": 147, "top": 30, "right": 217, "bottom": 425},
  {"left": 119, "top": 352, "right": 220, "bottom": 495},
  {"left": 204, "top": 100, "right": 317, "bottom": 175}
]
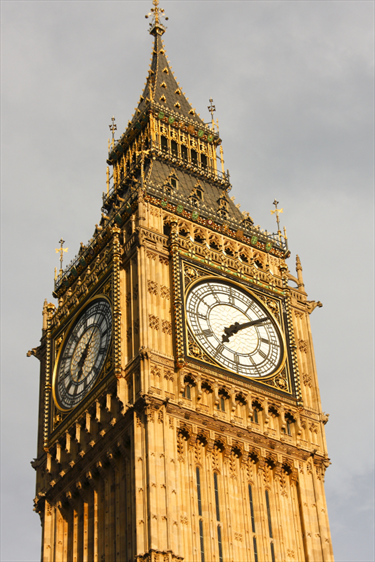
[{"left": 30, "top": 1, "right": 334, "bottom": 560}]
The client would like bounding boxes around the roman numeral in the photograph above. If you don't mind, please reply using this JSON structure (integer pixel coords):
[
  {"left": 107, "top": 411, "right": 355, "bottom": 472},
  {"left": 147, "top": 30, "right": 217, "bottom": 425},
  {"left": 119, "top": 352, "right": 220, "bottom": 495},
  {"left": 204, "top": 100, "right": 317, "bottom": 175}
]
[
  {"left": 261, "top": 338, "right": 270, "bottom": 345},
  {"left": 202, "top": 329, "right": 213, "bottom": 337},
  {"left": 213, "top": 344, "right": 224, "bottom": 357}
]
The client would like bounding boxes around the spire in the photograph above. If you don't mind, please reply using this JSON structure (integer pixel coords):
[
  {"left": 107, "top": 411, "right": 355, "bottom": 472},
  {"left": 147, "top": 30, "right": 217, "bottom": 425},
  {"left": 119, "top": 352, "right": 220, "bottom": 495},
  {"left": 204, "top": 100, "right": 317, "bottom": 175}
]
[{"left": 138, "top": 2, "right": 205, "bottom": 127}]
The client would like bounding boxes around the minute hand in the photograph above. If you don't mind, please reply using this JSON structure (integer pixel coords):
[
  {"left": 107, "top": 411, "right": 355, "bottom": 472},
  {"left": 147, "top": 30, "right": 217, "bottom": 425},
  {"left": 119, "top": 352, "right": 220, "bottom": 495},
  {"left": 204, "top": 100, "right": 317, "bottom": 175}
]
[{"left": 222, "top": 317, "right": 268, "bottom": 343}]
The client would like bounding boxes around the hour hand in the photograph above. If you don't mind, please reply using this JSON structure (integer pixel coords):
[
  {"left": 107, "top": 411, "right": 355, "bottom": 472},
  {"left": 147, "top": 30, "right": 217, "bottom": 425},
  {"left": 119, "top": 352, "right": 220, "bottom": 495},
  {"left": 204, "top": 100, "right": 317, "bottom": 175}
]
[{"left": 222, "top": 317, "right": 268, "bottom": 342}]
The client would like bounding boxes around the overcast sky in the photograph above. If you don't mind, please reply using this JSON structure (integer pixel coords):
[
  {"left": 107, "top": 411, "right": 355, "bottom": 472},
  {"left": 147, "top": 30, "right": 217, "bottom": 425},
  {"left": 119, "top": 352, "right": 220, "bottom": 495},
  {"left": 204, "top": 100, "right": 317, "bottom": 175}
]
[{"left": 1, "top": 1, "right": 374, "bottom": 561}]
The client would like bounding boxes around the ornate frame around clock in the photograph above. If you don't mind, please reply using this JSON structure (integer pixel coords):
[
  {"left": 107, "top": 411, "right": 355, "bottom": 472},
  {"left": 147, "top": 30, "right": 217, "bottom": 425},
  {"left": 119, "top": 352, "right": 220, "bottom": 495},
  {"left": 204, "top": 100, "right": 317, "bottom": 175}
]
[{"left": 173, "top": 252, "right": 300, "bottom": 398}]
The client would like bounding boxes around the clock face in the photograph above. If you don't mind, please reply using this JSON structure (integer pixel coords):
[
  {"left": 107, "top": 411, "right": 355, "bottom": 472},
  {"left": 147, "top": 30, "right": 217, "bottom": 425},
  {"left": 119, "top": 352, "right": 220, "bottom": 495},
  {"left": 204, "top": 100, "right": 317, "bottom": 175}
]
[
  {"left": 186, "top": 279, "right": 284, "bottom": 378},
  {"left": 53, "top": 297, "right": 112, "bottom": 410}
]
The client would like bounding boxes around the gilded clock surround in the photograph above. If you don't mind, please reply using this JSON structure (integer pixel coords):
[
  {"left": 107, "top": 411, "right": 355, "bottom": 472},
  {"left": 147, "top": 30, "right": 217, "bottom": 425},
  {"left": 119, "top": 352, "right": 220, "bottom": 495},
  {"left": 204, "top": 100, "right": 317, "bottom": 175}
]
[
  {"left": 52, "top": 294, "right": 113, "bottom": 412},
  {"left": 183, "top": 271, "right": 290, "bottom": 389},
  {"left": 30, "top": 3, "right": 333, "bottom": 561}
]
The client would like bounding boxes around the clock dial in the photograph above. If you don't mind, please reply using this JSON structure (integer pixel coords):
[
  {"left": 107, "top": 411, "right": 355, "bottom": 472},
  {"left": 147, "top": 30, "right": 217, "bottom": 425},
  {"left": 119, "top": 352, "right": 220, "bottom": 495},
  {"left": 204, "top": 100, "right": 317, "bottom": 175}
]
[
  {"left": 53, "top": 297, "right": 112, "bottom": 410},
  {"left": 186, "top": 280, "right": 284, "bottom": 377}
]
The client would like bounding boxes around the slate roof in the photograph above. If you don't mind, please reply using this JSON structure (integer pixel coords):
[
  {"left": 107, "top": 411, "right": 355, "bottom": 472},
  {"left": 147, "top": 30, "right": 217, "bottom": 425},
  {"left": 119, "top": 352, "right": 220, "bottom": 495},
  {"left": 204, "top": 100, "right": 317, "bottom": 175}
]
[
  {"left": 132, "top": 30, "right": 205, "bottom": 127},
  {"left": 145, "top": 159, "right": 244, "bottom": 224}
]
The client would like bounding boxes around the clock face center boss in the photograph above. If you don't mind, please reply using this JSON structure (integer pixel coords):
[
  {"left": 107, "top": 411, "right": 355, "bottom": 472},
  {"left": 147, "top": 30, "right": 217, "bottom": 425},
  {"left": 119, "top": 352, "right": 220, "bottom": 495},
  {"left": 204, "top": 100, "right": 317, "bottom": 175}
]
[
  {"left": 186, "top": 279, "right": 285, "bottom": 378},
  {"left": 52, "top": 297, "right": 112, "bottom": 410}
]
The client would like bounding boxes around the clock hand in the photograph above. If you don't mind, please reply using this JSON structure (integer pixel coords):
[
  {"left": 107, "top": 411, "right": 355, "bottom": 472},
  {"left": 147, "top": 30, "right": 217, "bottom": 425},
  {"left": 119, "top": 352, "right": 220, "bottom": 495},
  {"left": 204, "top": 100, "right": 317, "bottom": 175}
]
[
  {"left": 222, "top": 317, "right": 268, "bottom": 343},
  {"left": 75, "top": 328, "right": 96, "bottom": 381}
]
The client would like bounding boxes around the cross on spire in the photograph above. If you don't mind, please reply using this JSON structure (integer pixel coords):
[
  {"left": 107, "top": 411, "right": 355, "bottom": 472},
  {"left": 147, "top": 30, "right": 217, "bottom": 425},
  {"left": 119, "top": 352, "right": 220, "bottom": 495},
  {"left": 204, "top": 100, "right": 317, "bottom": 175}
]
[
  {"left": 109, "top": 116, "right": 117, "bottom": 141},
  {"left": 145, "top": 0, "right": 168, "bottom": 33},
  {"left": 55, "top": 238, "right": 68, "bottom": 275},
  {"left": 208, "top": 98, "right": 216, "bottom": 125},
  {"left": 270, "top": 199, "right": 284, "bottom": 242}
]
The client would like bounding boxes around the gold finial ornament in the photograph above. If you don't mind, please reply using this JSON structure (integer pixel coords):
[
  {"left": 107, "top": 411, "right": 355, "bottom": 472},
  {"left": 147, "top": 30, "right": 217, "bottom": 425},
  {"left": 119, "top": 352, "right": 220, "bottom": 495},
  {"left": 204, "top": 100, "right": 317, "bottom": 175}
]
[
  {"left": 55, "top": 238, "right": 68, "bottom": 275},
  {"left": 208, "top": 98, "right": 216, "bottom": 127},
  {"left": 109, "top": 116, "right": 117, "bottom": 143},
  {"left": 270, "top": 199, "right": 284, "bottom": 242},
  {"left": 145, "top": 0, "right": 168, "bottom": 34}
]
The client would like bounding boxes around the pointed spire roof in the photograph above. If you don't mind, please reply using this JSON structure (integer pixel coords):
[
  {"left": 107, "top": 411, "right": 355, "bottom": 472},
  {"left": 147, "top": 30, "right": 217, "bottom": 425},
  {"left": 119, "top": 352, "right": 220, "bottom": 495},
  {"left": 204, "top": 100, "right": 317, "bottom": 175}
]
[{"left": 134, "top": 3, "right": 204, "bottom": 127}]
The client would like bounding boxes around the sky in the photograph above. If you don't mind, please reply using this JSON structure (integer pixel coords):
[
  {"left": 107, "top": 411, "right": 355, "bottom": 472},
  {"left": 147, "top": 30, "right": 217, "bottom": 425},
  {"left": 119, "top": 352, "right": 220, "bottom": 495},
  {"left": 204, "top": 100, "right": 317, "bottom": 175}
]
[{"left": 1, "top": 1, "right": 374, "bottom": 561}]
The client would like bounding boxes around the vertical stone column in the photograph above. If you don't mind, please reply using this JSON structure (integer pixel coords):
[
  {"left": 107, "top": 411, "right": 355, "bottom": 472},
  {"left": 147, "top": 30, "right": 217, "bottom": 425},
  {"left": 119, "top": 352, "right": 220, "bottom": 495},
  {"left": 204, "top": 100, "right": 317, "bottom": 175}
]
[
  {"left": 112, "top": 227, "right": 122, "bottom": 380},
  {"left": 44, "top": 303, "right": 55, "bottom": 451},
  {"left": 170, "top": 219, "right": 184, "bottom": 369}
]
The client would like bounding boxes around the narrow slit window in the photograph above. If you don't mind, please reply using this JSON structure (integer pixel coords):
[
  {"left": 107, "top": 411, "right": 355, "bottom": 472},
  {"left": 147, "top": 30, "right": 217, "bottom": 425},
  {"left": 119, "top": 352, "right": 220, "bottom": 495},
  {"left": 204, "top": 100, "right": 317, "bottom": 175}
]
[
  {"left": 214, "top": 472, "right": 220, "bottom": 522},
  {"left": 181, "top": 145, "right": 188, "bottom": 160},
  {"left": 191, "top": 149, "right": 198, "bottom": 165},
  {"left": 249, "top": 484, "right": 256, "bottom": 533},
  {"left": 265, "top": 490, "right": 273, "bottom": 538},
  {"left": 199, "top": 519, "right": 205, "bottom": 562},
  {"left": 217, "top": 525, "right": 223, "bottom": 562},
  {"left": 270, "top": 541, "right": 276, "bottom": 562},
  {"left": 196, "top": 467, "right": 203, "bottom": 517},
  {"left": 253, "top": 537, "right": 259, "bottom": 562},
  {"left": 161, "top": 136, "right": 168, "bottom": 151},
  {"left": 249, "top": 484, "right": 258, "bottom": 562},
  {"left": 182, "top": 385, "right": 191, "bottom": 399},
  {"left": 216, "top": 396, "right": 225, "bottom": 412},
  {"left": 171, "top": 140, "right": 178, "bottom": 157}
]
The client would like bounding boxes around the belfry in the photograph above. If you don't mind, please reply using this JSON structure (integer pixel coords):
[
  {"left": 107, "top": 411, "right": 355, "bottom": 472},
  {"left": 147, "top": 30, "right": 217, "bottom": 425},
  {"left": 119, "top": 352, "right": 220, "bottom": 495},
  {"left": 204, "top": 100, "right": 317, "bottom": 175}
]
[{"left": 30, "top": 2, "right": 334, "bottom": 560}]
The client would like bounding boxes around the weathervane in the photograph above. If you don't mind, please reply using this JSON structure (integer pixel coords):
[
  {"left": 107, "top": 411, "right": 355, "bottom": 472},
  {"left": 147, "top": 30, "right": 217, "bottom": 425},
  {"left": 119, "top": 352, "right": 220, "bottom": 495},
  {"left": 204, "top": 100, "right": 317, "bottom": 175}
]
[
  {"left": 270, "top": 199, "right": 283, "bottom": 242},
  {"left": 208, "top": 98, "right": 216, "bottom": 126},
  {"left": 109, "top": 116, "right": 117, "bottom": 141},
  {"left": 55, "top": 238, "right": 68, "bottom": 276},
  {"left": 145, "top": 0, "right": 168, "bottom": 28}
]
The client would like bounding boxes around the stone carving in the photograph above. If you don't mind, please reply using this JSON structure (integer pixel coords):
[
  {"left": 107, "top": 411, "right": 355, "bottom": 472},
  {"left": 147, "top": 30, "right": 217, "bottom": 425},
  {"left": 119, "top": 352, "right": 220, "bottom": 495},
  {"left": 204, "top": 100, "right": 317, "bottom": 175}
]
[
  {"left": 151, "top": 366, "right": 161, "bottom": 378},
  {"left": 149, "top": 315, "right": 160, "bottom": 330},
  {"left": 160, "top": 285, "right": 170, "bottom": 299},
  {"left": 306, "top": 300, "right": 323, "bottom": 314},
  {"left": 303, "top": 373, "right": 312, "bottom": 387},
  {"left": 162, "top": 320, "right": 172, "bottom": 335},
  {"left": 164, "top": 370, "right": 174, "bottom": 381},
  {"left": 298, "top": 340, "right": 308, "bottom": 353},
  {"left": 148, "top": 280, "right": 158, "bottom": 295},
  {"left": 159, "top": 256, "right": 169, "bottom": 266}
]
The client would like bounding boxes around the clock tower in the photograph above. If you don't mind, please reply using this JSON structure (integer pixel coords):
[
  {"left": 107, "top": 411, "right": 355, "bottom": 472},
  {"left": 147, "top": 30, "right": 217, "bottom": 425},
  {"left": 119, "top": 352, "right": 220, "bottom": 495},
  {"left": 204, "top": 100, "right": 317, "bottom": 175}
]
[{"left": 30, "top": 2, "right": 334, "bottom": 561}]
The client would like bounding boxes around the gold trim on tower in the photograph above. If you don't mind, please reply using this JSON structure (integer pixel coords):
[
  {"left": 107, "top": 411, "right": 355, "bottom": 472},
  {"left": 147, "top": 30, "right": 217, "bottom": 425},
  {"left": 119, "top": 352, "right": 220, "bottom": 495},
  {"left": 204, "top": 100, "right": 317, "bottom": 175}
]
[{"left": 51, "top": 294, "right": 113, "bottom": 413}]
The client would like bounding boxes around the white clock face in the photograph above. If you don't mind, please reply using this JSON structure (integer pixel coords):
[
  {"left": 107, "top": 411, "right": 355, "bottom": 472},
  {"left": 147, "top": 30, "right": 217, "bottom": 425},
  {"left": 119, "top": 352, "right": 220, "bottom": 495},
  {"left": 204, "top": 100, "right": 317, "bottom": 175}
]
[
  {"left": 53, "top": 297, "right": 112, "bottom": 410},
  {"left": 186, "top": 280, "right": 284, "bottom": 377}
]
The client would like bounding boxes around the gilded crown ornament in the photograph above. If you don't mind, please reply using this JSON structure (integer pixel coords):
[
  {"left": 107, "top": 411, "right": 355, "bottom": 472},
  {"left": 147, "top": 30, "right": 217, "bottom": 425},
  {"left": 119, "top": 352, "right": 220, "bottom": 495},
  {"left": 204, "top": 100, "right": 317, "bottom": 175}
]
[{"left": 145, "top": 0, "right": 168, "bottom": 34}]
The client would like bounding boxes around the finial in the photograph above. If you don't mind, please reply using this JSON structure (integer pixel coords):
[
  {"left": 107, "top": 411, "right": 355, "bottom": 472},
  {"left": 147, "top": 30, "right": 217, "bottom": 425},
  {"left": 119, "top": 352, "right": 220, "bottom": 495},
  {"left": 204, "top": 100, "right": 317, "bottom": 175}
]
[
  {"left": 270, "top": 199, "right": 283, "bottom": 242},
  {"left": 109, "top": 116, "right": 117, "bottom": 143},
  {"left": 296, "top": 255, "right": 305, "bottom": 289},
  {"left": 208, "top": 98, "right": 216, "bottom": 128},
  {"left": 55, "top": 238, "right": 68, "bottom": 275},
  {"left": 145, "top": 0, "right": 168, "bottom": 35}
]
